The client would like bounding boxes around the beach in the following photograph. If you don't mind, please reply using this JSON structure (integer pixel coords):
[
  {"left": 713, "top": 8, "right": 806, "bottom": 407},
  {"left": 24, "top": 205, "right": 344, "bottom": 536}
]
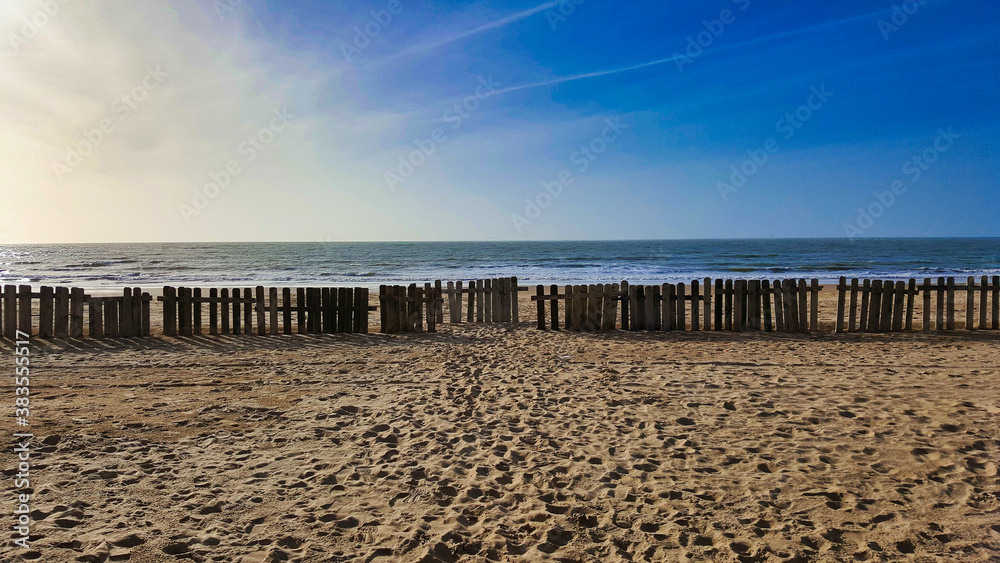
[{"left": 15, "top": 290, "right": 1000, "bottom": 562}]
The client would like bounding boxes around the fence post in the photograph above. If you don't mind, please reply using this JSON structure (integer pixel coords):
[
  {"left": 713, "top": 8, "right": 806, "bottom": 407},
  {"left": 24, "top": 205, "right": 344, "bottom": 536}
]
[
  {"left": 162, "top": 286, "right": 177, "bottom": 336},
  {"left": 38, "top": 286, "right": 54, "bottom": 339},
  {"left": 190, "top": 288, "right": 201, "bottom": 336}
]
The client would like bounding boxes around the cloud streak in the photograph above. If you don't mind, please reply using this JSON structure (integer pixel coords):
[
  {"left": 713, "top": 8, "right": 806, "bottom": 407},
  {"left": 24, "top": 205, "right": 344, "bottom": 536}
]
[
  {"left": 371, "top": 1, "right": 557, "bottom": 66},
  {"left": 486, "top": 6, "right": 915, "bottom": 98}
]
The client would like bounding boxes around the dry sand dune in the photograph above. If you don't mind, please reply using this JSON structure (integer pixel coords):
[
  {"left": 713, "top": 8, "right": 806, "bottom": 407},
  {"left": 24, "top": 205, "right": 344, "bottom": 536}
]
[{"left": 9, "top": 325, "right": 1000, "bottom": 562}]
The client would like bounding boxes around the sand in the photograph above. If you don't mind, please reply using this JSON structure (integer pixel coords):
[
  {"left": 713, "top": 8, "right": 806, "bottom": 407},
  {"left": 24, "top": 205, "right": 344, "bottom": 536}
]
[{"left": 9, "top": 291, "right": 1000, "bottom": 562}]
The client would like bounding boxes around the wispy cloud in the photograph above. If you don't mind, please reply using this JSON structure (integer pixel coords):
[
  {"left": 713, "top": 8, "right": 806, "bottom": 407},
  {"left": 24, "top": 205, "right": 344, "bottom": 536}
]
[
  {"left": 370, "top": 1, "right": 557, "bottom": 66},
  {"left": 485, "top": 6, "right": 915, "bottom": 98}
]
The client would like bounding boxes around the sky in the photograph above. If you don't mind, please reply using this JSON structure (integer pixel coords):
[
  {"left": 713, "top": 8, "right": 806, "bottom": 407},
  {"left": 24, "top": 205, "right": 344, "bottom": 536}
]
[{"left": 0, "top": 0, "right": 997, "bottom": 243}]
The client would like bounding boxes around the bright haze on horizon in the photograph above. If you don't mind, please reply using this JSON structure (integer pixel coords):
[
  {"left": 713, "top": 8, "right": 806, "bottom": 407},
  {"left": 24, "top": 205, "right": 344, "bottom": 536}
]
[{"left": 0, "top": 0, "right": 997, "bottom": 243}]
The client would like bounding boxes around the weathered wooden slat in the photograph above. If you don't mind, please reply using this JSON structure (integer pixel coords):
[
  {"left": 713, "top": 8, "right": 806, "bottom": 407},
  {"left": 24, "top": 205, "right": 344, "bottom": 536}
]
[
  {"left": 676, "top": 282, "right": 687, "bottom": 331},
  {"left": 497, "top": 278, "right": 508, "bottom": 323},
  {"left": 946, "top": 277, "right": 955, "bottom": 331},
  {"left": 746, "top": 280, "right": 759, "bottom": 331},
  {"left": 425, "top": 284, "right": 438, "bottom": 333},
  {"left": 105, "top": 298, "right": 119, "bottom": 338},
  {"left": 266, "top": 287, "right": 277, "bottom": 335},
  {"left": 619, "top": 281, "right": 629, "bottom": 331},
  {"left": 399, "top": 285, "right": 409, "bottom": 332},
  {"left": 535, "top": 286, "right": 546, "bottom": 330},
  {"left": 54, "top": 287, "right": 69, "bottom": 338},
  {"left": 858, "top": 280, "right": 870, "bottom": 332},
  {"left": 482, "top": 279, "right": 492, "bottom": 323},
  {"left": 761, "top": 280, "right": 773, "bottom": 332},
  {"left": 133, "top": 288, "right": 143, "bottom": 337},
  {"left": 38, "top": 286, "right": 53, "bottom": 339},
  {"left": 321, "top": 287, "right": 333, "bottom": 333},
  {"left": 663, "top": 283, "right": 675, "bottom": 331},
  {"left": 511, "top": 277, "right": 520, "bottom": 323},
  {"left": 293, "top": 288, "right": 304, "bottom": 334},
  {"left": 868, "top": 280, "right": 882, "bottom": 333},
  {"left": 447, "top": 282, "right": 457, "bottom": 323},
  {"left": 90, "top": 299, "right": 104, "bottom": 338},
  {"left": 379, "top": 286, "right": 389, "bottom": 332},
  {"left": 336, "top": 287, "right": 348, "bottom": 333},
  {"left": 456, "top": 281, "right": 465, "bottom": 324},
  {"left": 243, "top": 287, "right": 253, "bottom": 335},
  {"left": 847, "top": 279, "right": 859, "bottom": 332},
  {"left": 474, "top": 280, "right": 484, "bottom": 323},
  {"left": 463, "top": 281, "right": 473, "bottom": 323},
  {"left": 703, "top": 277, "right": 712, "bottom": 331},
  {"left": 603, "top": 284, "right": 617, "bottom": 330},
  {"left": 691, "top": 280, "right": 701, "bottom": 331},
  {"left": 645, "top": 284, "right": 657, "bottom": 331},
  {"left": 993, "top": 276, "right": 1000, "bottom": 330},
  {"left": 435, "top": 280, "right": 444, "bottom": 324},
  {"left": 492, "top": 279, "right": 502, "bottom": 323},
  {"left": 67, "top": 287, "right": 83, "bottom": 338},
  {"left": 162, "top": 286, "right": 177, "bottom": 336},
  {"left": 810, "top": 279, "right": 820, "bottom": 332},
  {"left": 345, "top": 287, "right": 356, "bottom": 333},
  {"left": 798, "top": 280, "right": 810, "bottom": 333},
  {"left": 632, "top": 285, "right": 645, "bottom": 332},
  {"left": 280, "top": 288, "right": 291, "bottom": 335},
  {"left": 980, "top": 275, "right": 989, "bottom": 330},
  {"left": 3, "top": 285, "right": 16, "bottom": 339},
  {"left": 18, "top": 285, "right": 32, "bottom": 336},
  {"left": 835, "top": 277, "right": 846, "bottom": 333},
  {"left": 186, "top": 288, "right": 199, "bottom": 336},
  {"left": 176, "top": 287, "right": 191, "bottom": 337},
  {"left": 356, "top": 288, "right": 369, "bottom": 333},
  {"left": 205, "top": 288, "right": 216, "bottom": 335},
  {"left": 254, "top": 286, "right": 265, "bottom": 336},
  {"left": 219, "top": 288, "right": 232, "bottom": 334},
  {"left": 921, "top": 278, "right": 931, "bottom": 331},
  {"left": 771, "top": 280, "right": 784, "bottom": 331},
  {"left": 781, "top": 280, "right": 796, "bottom": 333},
  {"left": 724, "top": 280, "right": 733, "bottom": 331},
  {"left": 934, "top": 277, "right": 944, "bottom": 331},
  {"left": 550, "top": 284, "right": 560, "bottom": 330},
  {"left": 714, "top": 279, "right": 723, "bottom": 331},
  {"left": 904, "top": 279, "right": 916, "bottom": 331},
  {"left": 732, "top": 280, "right": 744, "bottom": 332},
  {"left": 891, "top": 281, "right": 905, "bottom": 331},
  {"left": 118, "top": 287, "right": 133, "bottom": 338},
  {"left": 135, "top": 287, "right": 153, "bottom": 336},
  {"left": 879, "top": 281, "right": 893, "bottom": 333},
  {"left": 218, "top": 288, "right": 229, "bottom": 334},
  {"left": 967, "top": 276, "right": 976, "bottom": 330},
  {"left": 565, "top": 285, "right": 576, "bottom": 331},
  {"left": 232, "top": 288, "right": 243, "bottom": 335}
]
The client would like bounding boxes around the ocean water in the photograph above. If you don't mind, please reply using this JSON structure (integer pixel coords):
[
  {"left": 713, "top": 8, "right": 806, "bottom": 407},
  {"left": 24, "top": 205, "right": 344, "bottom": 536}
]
[{"left": 0, "top": 239, "right": 997, "bottom": 290}]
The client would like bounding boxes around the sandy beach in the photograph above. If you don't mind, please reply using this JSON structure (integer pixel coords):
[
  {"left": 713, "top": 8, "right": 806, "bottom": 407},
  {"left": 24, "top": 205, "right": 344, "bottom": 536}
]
[{"left": 11, "top": 287, "right": 1000, "bottom": 563}]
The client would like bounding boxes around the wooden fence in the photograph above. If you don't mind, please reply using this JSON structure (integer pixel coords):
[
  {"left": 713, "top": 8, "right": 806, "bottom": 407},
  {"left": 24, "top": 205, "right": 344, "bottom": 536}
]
[
  {"left": 1, "top": 284, "right": 151, "bottom": 339},
  {"left": 158, "top": 286, "right": 373, "bottom": 337},
  {"left": 531, "top": 279, "right": 822, "bottom": 332},
  {"left": 441, "top": 277, "right": 521, "bottom": 324},
  {"left": 379, "top": 283, "right": 443, "bottom": 333},
  {"left": 835, "top": 276, "right": 1000, "bottom": 332}
]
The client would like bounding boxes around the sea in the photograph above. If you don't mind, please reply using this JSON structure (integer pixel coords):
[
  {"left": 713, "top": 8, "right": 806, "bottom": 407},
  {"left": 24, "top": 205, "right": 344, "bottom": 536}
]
[{"left": 0, "top": 239, "right": 997, "bottom": 291}]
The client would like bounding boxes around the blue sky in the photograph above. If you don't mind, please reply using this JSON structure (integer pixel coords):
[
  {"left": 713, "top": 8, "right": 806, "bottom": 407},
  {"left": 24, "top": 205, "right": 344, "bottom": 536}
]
[{"left": 1, "top": 0, "right": 997, "bottom": 242}]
